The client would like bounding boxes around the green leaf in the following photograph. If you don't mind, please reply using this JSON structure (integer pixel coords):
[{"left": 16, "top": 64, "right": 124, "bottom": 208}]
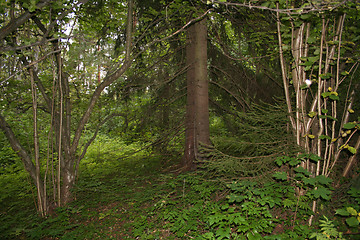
[
  {"left": 309, "top": 154, "right": 321, "bottom": 162},
  {"left": 321, "top": 109, "right": 329, "bottom": 114},
  {"left": 336, "top": 208, "right": 350, "bottom": 216},
  {"left": 273, "top": 172, "right": 287, "bottom": 181},
  {"left": 319, "top": 135, "right": 331, "bottom": 140},
  {"left": 233, "top": 214, "right": 246, "bottom": 225},
  {"left": 307, "top": 35, "right": 317, "bottom": 44},
  {"left": 300, "top": 14, "right": 312, "bottom": 20},
  {"left": 228, "top": 194, "right": 246, "bottom": 203},
  {"left": 314, "top": 48, "right": 320, "bottom": 55},
  {"left": 346, "top": 217, "right": 359, "bottom": 227},
  {"left": 247, "top": 231, "right": 263, "bottom": 240},
  {"left": 308, "top": 111, "right": 317, "bottom": 118},
  {"left": 312, "top": 187, "right": 331, "bottom": 200},
  {"left": 303, "top": 177, "right": 316, "bottom": 186},
  {"left": 289, "top": 157, "right": 301, "bottom": 166},
  {"left": 308, "top": 56, "right": 319, "bottom": 62},
  {"left": 347, "top": 146, "right": 357, "bottom": 154},
  {"left": 202, "top": 232, "right": 214, "bottom": 238},
  {"left": 294, "top": 166, "right": 311, "bottom": 176},
  {"left": 346, "top": 207, "right": 358, "bottom": 216},
  {"left": 315, "top": 175, "right": 332, "bottom": 185},
  {"left": 216, "top": 227, "right": 231, "bottom": 239},
  {"left": 261, "top": 2, "right": 270, "bottom": 7},
  {"left": 327, "top": 116, "right": 338, "bottom": 121},
  {"left": 343, "top": 122, "right": 356, "bottom": 129},
  {"left": 275, "top": 156, "right": 285, "bottom": 166},
  {"left": 329, "top": 94, "right": 339, "bottom": 101},
  {"left": 319, "top": 73, "right": 332, "bottom": 79},
  {"left": 321, "top": 92, "right": 330, "bottom": 98}
]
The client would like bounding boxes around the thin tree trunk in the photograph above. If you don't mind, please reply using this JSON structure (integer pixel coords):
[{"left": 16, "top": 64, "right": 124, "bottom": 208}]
[{"left": 30, "top": 66, "right": 47, "bottom": 216}]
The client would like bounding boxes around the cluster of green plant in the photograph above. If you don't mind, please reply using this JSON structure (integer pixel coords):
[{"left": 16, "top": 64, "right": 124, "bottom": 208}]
[
  {"left": 273, "top": 153, "right": 333, "bottom": 202},
  {"left": 2, "top": 149, "right": 359, "bottom": 240},
  {"left": 335, "top": 187, "right": 360, "bottom": 231},
  {"left": 310, "top": 216, "right": 346, "bottom": 240},
  {"left": 0, "top": 109, "right": 355, "bottom": 240}
]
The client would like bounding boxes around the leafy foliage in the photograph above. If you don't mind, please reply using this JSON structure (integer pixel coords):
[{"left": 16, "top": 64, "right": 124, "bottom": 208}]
[
  {"left": 273, "top": 153, "right": 333, "bottom": 201},
  {"left": 310, "top": 216, "right": 345, "bottom": 240}
]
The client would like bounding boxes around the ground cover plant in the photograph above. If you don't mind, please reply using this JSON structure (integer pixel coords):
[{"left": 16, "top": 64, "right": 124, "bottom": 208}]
[{"left": 1, "top": 133, "right": 360, "bottom": 240}]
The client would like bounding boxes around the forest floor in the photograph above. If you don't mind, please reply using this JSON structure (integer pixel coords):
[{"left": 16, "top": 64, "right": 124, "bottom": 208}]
[{"left": 1, "top": 152, "right": 360, "bottom": 239}]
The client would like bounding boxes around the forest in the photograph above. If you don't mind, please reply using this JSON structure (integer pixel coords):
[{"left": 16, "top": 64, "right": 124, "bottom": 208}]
[{"left": 0, "top": 0, "right": 359, "bottom": 239}]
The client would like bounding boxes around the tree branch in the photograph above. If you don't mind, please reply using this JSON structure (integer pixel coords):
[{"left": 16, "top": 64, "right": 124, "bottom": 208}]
[
  {"left": 0, "top": 0, "right": 56, "bottom": 42},
  {"left": 0, "top": 114, "right": 37, "bottom": 182}
]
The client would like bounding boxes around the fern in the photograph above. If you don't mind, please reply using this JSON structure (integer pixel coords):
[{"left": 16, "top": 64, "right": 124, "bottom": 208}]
[{"left": 310, "top": 216, "right": 345, "bottom": 240}]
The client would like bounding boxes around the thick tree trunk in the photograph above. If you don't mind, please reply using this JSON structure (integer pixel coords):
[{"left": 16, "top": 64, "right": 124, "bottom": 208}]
[
  {"left": 194, "top": 19, "right": 210, "bottom": 147},
  {"left": 183, "top": 18, "right": 210, "bottom": 170},
  {"left": 61, "top": 161, "right": 76, "bottom": 205},
  {"left": 183, "top": 22, "right": 197, "bottom": 170}
]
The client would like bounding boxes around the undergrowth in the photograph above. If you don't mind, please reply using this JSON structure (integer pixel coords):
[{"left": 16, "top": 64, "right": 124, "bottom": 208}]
[{"left": 1, "top": 134, "right": 359, "bottom": 239}]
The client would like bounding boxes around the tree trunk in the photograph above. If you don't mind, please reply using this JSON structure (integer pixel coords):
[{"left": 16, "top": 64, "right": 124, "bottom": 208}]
[
  {"left": 61, "top": 160, "right": 76, "bottom": 205},
  {"left": 183, "top": 18, "right": 210, "bottom": 170},
  {"left": 194, "top": 19, "right": 210, "bottom": 147}
]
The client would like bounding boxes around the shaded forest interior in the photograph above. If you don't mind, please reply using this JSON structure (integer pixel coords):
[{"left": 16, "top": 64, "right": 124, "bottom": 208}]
[{"left": 0, "top": 0, "right": 360, "bottom": 239}]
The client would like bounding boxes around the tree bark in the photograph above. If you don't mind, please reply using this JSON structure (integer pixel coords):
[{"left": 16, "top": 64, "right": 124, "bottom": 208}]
[
  {"left": 194, "top": 19, "right": 210, "bottom": 147},
  {"left": 184, "top": 25, "right": 196, "bottom": 170},
  {"left": 183, "top": 18, "right": 210, "bottom": 170}
]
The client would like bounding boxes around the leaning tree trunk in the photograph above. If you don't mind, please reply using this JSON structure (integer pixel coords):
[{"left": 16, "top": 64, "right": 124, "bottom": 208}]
[{"left": 183, "top": 18, "right": 210, "bottom": 170}]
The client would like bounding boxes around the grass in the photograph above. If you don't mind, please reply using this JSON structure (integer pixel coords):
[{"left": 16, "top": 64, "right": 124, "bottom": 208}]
[{"left": 1, "top": 137, "right": 359, "bottom": 239}]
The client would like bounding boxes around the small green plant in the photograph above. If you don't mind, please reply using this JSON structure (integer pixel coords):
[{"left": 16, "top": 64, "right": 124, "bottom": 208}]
[
  {"left": 335, "top": 187, "right": 360, "bottom": 228},
  {"left": 200, "top": 179, "right": 311, "bottom": 239},
  {"left": 310, "top": 216, "right": 345, "bottom": 240},
  {"left": 273, "top": 153, "right": 333, "bottom": 202}
]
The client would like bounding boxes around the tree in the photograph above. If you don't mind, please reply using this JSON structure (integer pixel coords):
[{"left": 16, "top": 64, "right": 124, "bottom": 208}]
[
  {"left": 0, "top": 0, "right": 214, "bottom": 215},
  {"left": 275, "top": 0, "right": 360, "bottom": 224},
  {"left": 183, "top": 17, "right": 211, "bottom": 170},
  {"left": 0, "top": 0, "right": 134, "bottom": 215}
]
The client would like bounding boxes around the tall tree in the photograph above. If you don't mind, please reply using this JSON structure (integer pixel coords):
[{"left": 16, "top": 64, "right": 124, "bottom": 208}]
[{"left": 183, "top": 18, "right": 211, "bottom": 170}]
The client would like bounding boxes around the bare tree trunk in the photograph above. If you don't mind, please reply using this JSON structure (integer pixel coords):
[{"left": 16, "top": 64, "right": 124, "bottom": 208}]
[
  {"left": 194, "top": 19, "right": 211, "bottom": 147},
  {"left": 183, "top": 21, "right": 197, "bottom": 170},
  {"left": 183, "top": 18, "right": 210, "bottom": 170}
]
